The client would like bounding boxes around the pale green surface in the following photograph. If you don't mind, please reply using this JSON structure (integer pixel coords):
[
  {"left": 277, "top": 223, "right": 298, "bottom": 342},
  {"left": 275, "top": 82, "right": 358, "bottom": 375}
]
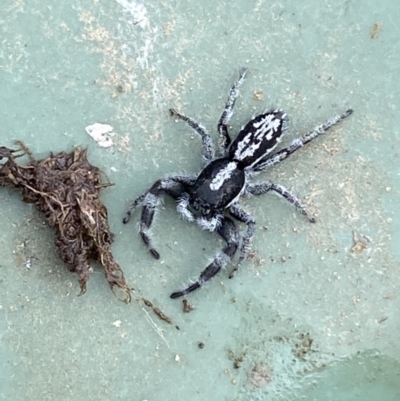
[{"left": 1, "top": 0, "right": 400, "bottom": 400}]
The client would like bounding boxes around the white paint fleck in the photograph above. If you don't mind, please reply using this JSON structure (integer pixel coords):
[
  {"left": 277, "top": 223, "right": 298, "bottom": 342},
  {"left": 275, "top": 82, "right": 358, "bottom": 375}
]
[
  {"left": 85, "top": 123, "right": 115, "bottom": 147},
  {"left": 115, "top": 0, "right": 149, "bottom": 30}
]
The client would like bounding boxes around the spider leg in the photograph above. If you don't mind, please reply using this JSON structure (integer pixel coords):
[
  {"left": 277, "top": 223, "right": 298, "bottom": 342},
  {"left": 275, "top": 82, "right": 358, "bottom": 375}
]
[
  {"left": 123, "top": 192, "right": 147, "bottom": 224},
  {"left": 217, "top": 67, "right": 249, "bottom": 154},
  {"left": 252, "top": 109, "right": 353, "bottom": 172},
  {"left": 197, "top": 214, "right": 223, "bottom": 232},
  {"left": 228, "top": 204, "right": 256, "bottom": 279},
  {"left": 246, "top": 182, "right": 315, "bottom": 222},
  {"left": 123, "top": 176, "right": 195, "bottom": 259},
  {"left": 169, "top": 108, "right": 214, "bottom": 161},
  {"left": 170, "top": 217, "right": 239, "bottom": 298},
  {"left": 176, "top": 193, "right": 195, "bottom": 222}
]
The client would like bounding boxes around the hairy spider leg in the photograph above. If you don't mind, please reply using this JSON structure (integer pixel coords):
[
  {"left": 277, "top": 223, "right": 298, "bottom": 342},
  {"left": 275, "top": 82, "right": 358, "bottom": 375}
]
[
  {"left": 123, "top": 176, "right": 195, "bottom": 259},
  {"left": 253, "top": 109, "right": 353, "bottom": 172},
  {"left": 197, "top": 214, "right": 223, "bottom": 232},
  {"left": 228, "top": 204, "right": 256, "bottom": 279},
  {"left": 246, "top": 182, "right": 316, "bottom": 223},
  {"left": 123, "top": 192, "right": 148, "bottom": 224},
  {"left": 169, "top": 108, "right": 214, "bottom": 161},
  {"left": 170, "top": 217, "right": 240, "bottom": 298},
  {"left": 176, "top": 192, "right": 195, "bottom": 222},
  {"left": 217, "top": 67, "right": 249, "bottom": 154}
]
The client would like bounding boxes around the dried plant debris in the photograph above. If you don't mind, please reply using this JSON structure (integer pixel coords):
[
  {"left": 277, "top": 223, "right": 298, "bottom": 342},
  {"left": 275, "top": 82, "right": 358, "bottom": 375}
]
[
  {"left": 142, "top": 298, "right": 173, "bottom": 324},
  {"left": 0, "top": 142, "right": 131, "bottom": 303},
  {"left": 182, "top": 299, "right": 194, "bottom": 313}
]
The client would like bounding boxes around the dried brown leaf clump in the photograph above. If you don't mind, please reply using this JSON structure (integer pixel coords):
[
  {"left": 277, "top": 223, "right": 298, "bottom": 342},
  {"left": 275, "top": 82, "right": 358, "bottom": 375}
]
[{"left": 0, "top": 143, "right": 131, "bottom": 303}]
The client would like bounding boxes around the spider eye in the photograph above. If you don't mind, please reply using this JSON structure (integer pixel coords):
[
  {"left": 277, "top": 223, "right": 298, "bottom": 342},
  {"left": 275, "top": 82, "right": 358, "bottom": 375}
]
[
  {"left": 193, "top": 201, "right": 199, "bottom": 210},
  {"left": 203, "top": 208, "right": 211, "bottom": 216}
]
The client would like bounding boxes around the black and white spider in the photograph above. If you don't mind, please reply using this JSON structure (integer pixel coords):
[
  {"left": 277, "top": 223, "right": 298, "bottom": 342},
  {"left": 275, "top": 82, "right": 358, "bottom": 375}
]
[{"left": 123, "top": 68, "right": 352, "bottom": 299}]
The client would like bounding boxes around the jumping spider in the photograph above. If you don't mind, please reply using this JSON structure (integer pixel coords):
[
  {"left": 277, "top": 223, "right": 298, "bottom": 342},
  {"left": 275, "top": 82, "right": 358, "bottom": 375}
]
[{"left": 123, "top": 68, "right": 353, "bottom": 298}]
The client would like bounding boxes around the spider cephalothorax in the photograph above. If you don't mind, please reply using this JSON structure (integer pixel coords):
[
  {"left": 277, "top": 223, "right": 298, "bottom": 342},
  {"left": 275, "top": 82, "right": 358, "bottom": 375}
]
[{"left": 124, "top": 68, "right": 353, "bottom": 298}]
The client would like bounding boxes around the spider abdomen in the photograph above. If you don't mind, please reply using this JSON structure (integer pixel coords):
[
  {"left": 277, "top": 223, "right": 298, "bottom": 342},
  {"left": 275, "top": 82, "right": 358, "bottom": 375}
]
[{"left": 229, "top": 110, "right": 287, "bottom": 168}]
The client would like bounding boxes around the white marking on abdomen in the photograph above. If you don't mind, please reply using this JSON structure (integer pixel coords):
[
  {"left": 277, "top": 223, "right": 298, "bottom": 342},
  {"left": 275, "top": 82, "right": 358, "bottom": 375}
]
[{"left": 234, "top": 115, "right": 282, "bottom": 161}]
